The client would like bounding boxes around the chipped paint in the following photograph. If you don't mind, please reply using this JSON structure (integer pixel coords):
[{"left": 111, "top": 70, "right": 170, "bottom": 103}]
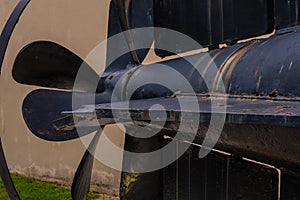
[
  {"left": 279, "top": 65, "right": 284, "bottom": 73},
  {"left": 288, "top": 61, "right": 293, "bottom": 70},
  {"left": 224, "top": 42, "right": 257, "bottom": 86},
  {"left": 256, "top": 76, "right": 262, "bottom": 92}
]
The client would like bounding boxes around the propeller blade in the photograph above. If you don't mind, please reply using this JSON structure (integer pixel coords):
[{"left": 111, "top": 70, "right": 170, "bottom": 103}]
[
  {"left": 115, "top": 0, "right": 140, "bottom": 64},
  {"left": 106, "top": 0, "right": 154, "bottom": 69},
  {"left": 71, "top": 129, "right": 102, "bottom": 200},
  {"left": 22, "top": 89, "right": 110, "bottom": 142},
  {"left": 0, "top": 138, "right": 20, "bottom": 200},
  {"left": 12, "top": 41, "right": 99, "bottom": 91}
]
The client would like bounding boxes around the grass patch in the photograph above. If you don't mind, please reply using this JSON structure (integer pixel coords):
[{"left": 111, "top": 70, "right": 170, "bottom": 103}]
[{"left": 0, "top": 174, "right": 100, "bottom": 200}]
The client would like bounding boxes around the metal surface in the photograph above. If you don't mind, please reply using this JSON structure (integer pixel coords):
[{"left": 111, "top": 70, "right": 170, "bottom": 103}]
[
  {"left": 120, "top": 133, "right": 163, "bottom": 200},
  {"left": 105, "top": 0, "right": 153, "bottom": 70},
  {"left": 115, "top": 0, "right": 140, "bottom": 64},
  {"left": 71, "top": 130, "right": 101, "bottom": 200},
  {"left": 120, "top": 137, "right": 279, "bottom": 200},
  {"left": 52, "top": 23, "right": 300, "bottom": 175},
  {"left": 163, "top": 141, "right": 278, "bottom": 200},
  {"left": 154, "top": 0, "right": 274, "bottom": 56},
  {"left": 275, "top": 0, "right": 300, "bottom": 29},
  {"left": 22, "top": 89, "right": 110, "bottom": 141},
  {"left": 281, "top": 170, "right": 300, "bottom": 199},
  {"left": 58, "top": 94, "right": 300, "bottom": 170},
  {"left": 62, "top": 95, "right": 300, "bottom": 128},
  {"left": 9, "top": 0, "right": 300, "bottom": 199},
  {"left": 12, "top": 41, "right": 98, "bottom": 90},
  {"left": 98, "top": 26, "right": 300, "bottom": 102}
]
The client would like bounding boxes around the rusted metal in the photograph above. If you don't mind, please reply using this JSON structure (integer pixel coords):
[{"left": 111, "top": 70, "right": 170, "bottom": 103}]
[
  {"left": 9, "top": 0, "right": 300, "bottom": 199},
  {"left": 223, "top": 41, "right": 259, "bottom": 87},
  {"left": 62, "top": 95, "right": 300, "bottom": 127},
  {"left": 212, "top": 42, "right": 254, "bottom": 91},
  {"left": 22, "top": 89, "right": 110, "bottom": 141},
  {"left": 50, "top": 23, "right": 300, "bottom": 176},
  {"left": 57, "top": 94, "right": 300, "bottom": 172}
]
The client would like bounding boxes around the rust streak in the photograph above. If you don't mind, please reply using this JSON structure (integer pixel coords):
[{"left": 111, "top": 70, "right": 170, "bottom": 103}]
[
  {"left": 201, "top": 48, "right": 227, "bottom": 78},
  {"left": 224, "top": 41, "right": 258, "bottom": 86},
  {"left": 195, "top": 48, "right": 227, "bottom": 87},
  {"left": 116, "top": 0, "right": 140, "bottom": 64},
  {"left": 187, "top": 53, "right": 210, "bottom": 81},
  {"left": 213, "top": 41, "right": 257, "bottom": 92},
  {"left": 212, "top": 44, "right": 248, "bottom": 92}
]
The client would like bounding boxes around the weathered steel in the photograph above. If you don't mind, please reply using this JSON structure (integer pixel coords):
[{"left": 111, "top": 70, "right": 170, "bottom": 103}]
[
  {"left": 105, "top": 0, "right": 153, "bottom": 69},
  {"left": 122, "top": 137, "right": 279, "bottom": 200},
  {"left": 154, "top": 0, "right": 274, "bottom": 56},
  {"left": 63, "top": 95, "right": 300, "bottom": 127},
  {"left": 58, "top": 94, "right": 300, "bottom": 171},
  {"left": 6, "top": 0, "right": 300, "bottom": 199},
  {"left": 51, "top": 23, "right": 300, "bottom": 180},
  {"left": 22, "top": 89, "right": 110, "bottom": 141},
  {"left": 96, "top": 26, "right": 300, "bottom": 102},
  {"left": 164, "top": 144, "right": 279, "bottom": 200}
]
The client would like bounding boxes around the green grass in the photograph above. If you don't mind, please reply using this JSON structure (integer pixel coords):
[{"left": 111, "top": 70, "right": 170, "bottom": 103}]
[{"left": 0, "top": 174, "right": 100, "bottom": 200}]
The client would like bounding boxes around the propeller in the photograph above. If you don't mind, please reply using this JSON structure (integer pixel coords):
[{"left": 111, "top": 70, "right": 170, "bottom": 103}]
[
  {"left": 115, "top": 0, "right": 140, "bottom": 64},
  {"left": 71, "top": 129, "right": 102, "bottom": 200},
  {"left": 71, "top": 0, "right": 156, "bottom": 198},
  {"left": 15, "top": 40, "right": 108, "bottom": 141},
  {"left": 2, "top": 0, "right": 154, "bottom": 199},
  {"left": 14, "top": 40, "right": 109, "bottom": 199},
  {"left": 22, "top": 89, "right": 111, "bottom": 141},
  {"left": 13, "top": 41, "right": 100, "bottom": 91}
]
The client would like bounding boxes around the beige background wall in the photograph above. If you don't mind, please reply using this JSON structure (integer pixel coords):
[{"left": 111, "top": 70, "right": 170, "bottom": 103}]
[{"left": 0, "top": 0, "right": 124, "bottom": 195}]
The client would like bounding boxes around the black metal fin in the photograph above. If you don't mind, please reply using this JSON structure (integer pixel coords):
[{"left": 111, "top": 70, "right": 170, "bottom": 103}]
[
  {"left": 22, "top": 89, "right": 105, "bottom": 142},
  {"left": 71, "top": 130, "right": 102, "bottom": 200},
  {"left": 12, "top": 41, "right": 98, "bottom": 91},
  {"left": 106, "top": 0, "right": 154, "bottom": 70}
]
